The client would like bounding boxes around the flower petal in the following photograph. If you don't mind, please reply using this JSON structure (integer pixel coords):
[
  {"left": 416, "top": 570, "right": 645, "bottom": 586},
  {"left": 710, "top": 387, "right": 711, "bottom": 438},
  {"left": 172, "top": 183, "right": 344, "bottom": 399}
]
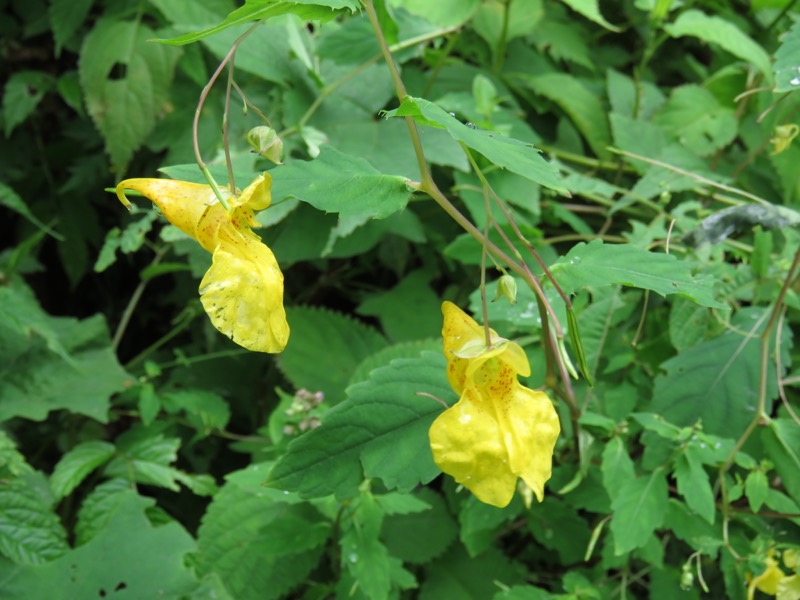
[{"left": 199, "top": 235, "right": 289, "bottom": 353}]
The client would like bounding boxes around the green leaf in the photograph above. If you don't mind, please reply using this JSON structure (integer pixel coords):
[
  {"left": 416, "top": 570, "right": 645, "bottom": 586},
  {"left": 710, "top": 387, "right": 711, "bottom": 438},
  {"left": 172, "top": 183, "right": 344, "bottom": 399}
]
[
  {"left": 762, "top": 418, "right": 800, "bottom": 506},
  {"left": 49, "top": 0, "right": 94, "bottom": 55},
  {"left": 2, "top": 71, "right": 55, "bottom": 137},
  {"left": 157, "top": 0, "right": 360, "bottom": 45},
  {"left": 527, "top": 496, "right": 592, "bottom": 564},
  {"left": 651, "top": 307, "right": 790, "bottom": 438},
  {"left": 0, "top": 181, "right": 62, "bottom": 240},
  {"left": 272, "top": 146, "right": 412, "bottom": 251},
  {"left": 549, "top": 240, "right": 723, "bottom": 308},
  {"left": 558, "top": 0, "right": 620, "bottom": 31},
  {"left": 774, "top": 20, "right": 800, "bottom": 92},
  {"left": 196, "top": 465, "right": 329, "bottom": 600},
  {"left": 162, "top": 389, "right": 231, "bottom": 436},
  {"left": 744, "top": 469, "right": 768, "bottom": 513},
  {"left": 663, "top": 499, "right": 722, "bottom": 557},
  {"left": 74, "top": 478, "right": 133, "bottom": 546},
  {"left": 383, "top": 96, "right": 566, "bottom": 193},
  {"left": 459, "top": 495, "right": 522, "bottom": 557},
  {"left": 669, "top": 297, "right": 715, "bottom": 352},
  {"left": 0, "top": 302, "right": 130, "bottom": 424},
  {"left": 104, "top": 433, "right": 185, "bottom": 491},
  {"left": 419, "top": 544, "right": 525, "bottom": 599},
  {"left": 1, "top": 492, "right": 198, "bottom": 598},
  {"left": 518, "top": 72, "right": 612, "bottom": 159},
  {"left": 673, "top": 447, "right": 715, "bottom": 524},
  {"left": 0, "top": 472, "right": 68, "bottom": 565},
  {"left": 610, "top": 468, "right": 668, "bottom": 555},
  {"left": 380, "top": 489, "right": 457, "bottom": 564},
  {"left": 472, "top": 0, "right": 543, "bottom": 47},
  {"left": 79, "top": 18, "right": 180, "bottom": 170},
  {"left": 601, "top": 436, "right": 634, "bottom": 503},
  {"left": 349, "top": 339, "right": 442, "bottom": 387},
  {"left": 493, "top": 585, "right": 556, "bottom": 600},
  {"left": 278, "top": 306, "right": 388, "bottom": 403},
  {"left": 664, "top": 10, "right": 772, "bottom": 80},
  {"left": 357, "top": 270, "right": 441, "bottom": 342},
  {"left": 392, "top": 0, "right": 480, "bottom": 28},
  {"left": 651, "top": 85, "right": 738, "bottom": 156},
  {"left": 266, "top": 353, "right": 455, "bottom": 498},
  {"left": 50, "top": 441, "right": 116, "bottom": 501}
]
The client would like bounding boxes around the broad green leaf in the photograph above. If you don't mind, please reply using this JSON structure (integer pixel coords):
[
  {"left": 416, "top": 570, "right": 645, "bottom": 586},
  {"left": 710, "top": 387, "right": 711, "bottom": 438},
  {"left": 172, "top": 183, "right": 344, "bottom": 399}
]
[
  {"left": 652, "top": 85, "right": 737, "bottom": 156},
  {"left": 2, "top": 71, "right": 55, "bottom": 137},
  {"left": 762, "top": 418, "right": 800, "bottom": 505},
  {"left": 673, "top": 447, "right": 715, "bottom": 524},
  {"left": 79, "top": 18, "right": 180, "bottom": 170},
  {"left": 278, "top": 306, "right": 388, "bottom": 403},
  {"left": 0, "top": 431, "right": 29, "bottom": 479},
  {"left": 157, "top": 0, "right": 360, "bottom": 45},
  {"left": 663, "top": 499, "right": 722, "bottom": 557},
  {"left": 651, "top": 308, "right": 790, "bottom": 438},
  {"left": 196, "top": 465, "right": 329, "bottom": 600},
  {"left": 349, "top": 338, "right": 442, "bottom": 387},
  {"left": 472, "top": 0, "right": 543, "bottom": 47},
  {"left": 0, "top": 472, "right": 68, "bottom": 565},
  {"left": 632, "top": 413, "right": 682, "bottom": 440},
  {"left": 559, "top": 0, "right": 620, "bottom": 32},
  {"left": 548, "top": 240, "right": 723, "bottom": 308},
  {"left": 382, "top": 96, "right": 566, "bottom": 193},
  {"left": 105, "top": 434, "right": 185, "bottom": 491},
  {"left": 50, "top": 441, "right": 116, "bottom": 501},
  {"left": 521, "top": 72, "right": 612, "bottom": 159},
  {"left": 162, "top": 389, "right": 231, "bottom": 435},
  {"left": 610, "top": 468, "right": 668, "bottom": 555},
  {"left": 357, "top": 270, "right": 441, "bottom": 342},
  {"left": 664, "top": 10, "right": 772, "bottom": 80},
  {"left": 493, "top": 586, "right": 556, "bottom": 600},
  {"left": 49, "top": 0, "right": 94, "bottom": 55},
  {"left": 0, "top": 300, "right": 130, "bottom": 423},
  {"left": 419, "top": 544, "right": 526, "bottom": 599},
  {"left": 272, "top": 146, "right": 412, "bottom": 252},
  {"left": 266, "top": 353, "right": 455, "bottom": 498},
  {"left": 74, "top": 478, "right": 136, "bottom": 546},
  {"left": 669, "top": 297, "right": 716, "bottom": 352},
  {"left": 744, "top": 469, "right": 769, "bottom": 513},
  {"left": 380, "top": 489, "right": 457, "bottom": 564},
  {"left": 391, "top": 0, "right": 480, "bottom": 28},
  {"left": 0, "top": 181, "right": 62, "bottom": 239},
  {"left": 774, "top": 20, "right": 800, "bottom": 92},
  {"left": 601, "top": 436, "right": 634, "bottom": 503},
  {"left": 1, "top": 493, "right": 198, "bottom": 598}
]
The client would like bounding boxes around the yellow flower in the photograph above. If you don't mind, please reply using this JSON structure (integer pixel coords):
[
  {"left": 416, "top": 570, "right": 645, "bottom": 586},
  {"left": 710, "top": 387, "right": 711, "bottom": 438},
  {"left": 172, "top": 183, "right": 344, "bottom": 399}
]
[
  {"left": 429, "top": 301, "right": 560, "bottom": 508},
  {"left": 115, "top": 174, "right": 289, "bottom": 353},
  {"left": 748, "top": 553, "right": 787, "bottom": 599}
]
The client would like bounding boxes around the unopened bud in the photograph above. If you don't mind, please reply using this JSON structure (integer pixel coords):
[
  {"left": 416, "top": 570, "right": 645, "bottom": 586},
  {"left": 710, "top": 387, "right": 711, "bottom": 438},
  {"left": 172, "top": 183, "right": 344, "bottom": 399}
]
[
  {"left": 680, "top": 563, "right": 694, "bottom": 590},
  {"left": 247, "top": 126, "right": 284, "bottom": 164},
  {"left": 770, "top": 123, "right": 800, "bottom": 156},
  {"left": 493, "top": 275, "right": 518, "bottom": 305}
]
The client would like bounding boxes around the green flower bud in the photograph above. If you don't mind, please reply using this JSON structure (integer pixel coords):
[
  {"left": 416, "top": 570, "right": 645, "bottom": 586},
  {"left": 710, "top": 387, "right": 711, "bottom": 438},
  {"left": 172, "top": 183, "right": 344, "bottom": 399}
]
[
  {"left": 493, "top": 274, "right": 517, "bottom": 305},
  {"left": 247, "top": 126, "right": 284, "bottom": 164}
]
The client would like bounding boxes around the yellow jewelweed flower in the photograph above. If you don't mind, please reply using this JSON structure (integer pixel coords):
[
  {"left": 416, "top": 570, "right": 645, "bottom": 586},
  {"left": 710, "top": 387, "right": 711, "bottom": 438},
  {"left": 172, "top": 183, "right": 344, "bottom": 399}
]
[
  {"left": 115, "top": 174, "right": 289, "bottom": 353},
  {"left": 748, "top": 552, "right": 787, "bottom": 599},
  {"left": 429, "top": 301, "right": 560, "bottom": 508}
]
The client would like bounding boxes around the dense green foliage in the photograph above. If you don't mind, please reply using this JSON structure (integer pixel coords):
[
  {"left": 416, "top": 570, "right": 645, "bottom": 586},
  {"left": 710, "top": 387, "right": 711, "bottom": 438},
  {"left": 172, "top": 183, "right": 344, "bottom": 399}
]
[{"left": 2, "top": 0, "right": 800, "bottom": 597}]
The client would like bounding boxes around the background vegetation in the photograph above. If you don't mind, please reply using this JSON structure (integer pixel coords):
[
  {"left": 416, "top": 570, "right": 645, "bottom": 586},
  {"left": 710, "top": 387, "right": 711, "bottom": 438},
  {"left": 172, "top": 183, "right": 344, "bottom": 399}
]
[{"left": 2, "top": 0, "right": 800, "bottom": 598}]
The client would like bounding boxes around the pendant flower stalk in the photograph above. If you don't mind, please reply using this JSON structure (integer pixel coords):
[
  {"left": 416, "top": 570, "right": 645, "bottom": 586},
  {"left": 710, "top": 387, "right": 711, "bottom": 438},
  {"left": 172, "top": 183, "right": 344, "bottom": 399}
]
[
  {"left": 429, "top": 302, "right": 560, "bottom": 508},
  {"left": 115, "top": 174, "right": 289, "bottom": 353}
]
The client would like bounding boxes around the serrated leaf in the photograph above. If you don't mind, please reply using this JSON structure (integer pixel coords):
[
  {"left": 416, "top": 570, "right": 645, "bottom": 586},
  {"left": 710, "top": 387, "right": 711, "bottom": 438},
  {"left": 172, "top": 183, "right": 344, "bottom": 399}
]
[
  {"left": 272, "top": 146, "right": 412, "bottom": 252},
  {"left": 0, "top": 472, "right": 68, "bottom": 565},
  {"left": 762, "top": 418, "right": 800, "bottom": 506},
  {"left": 50, "top": 441, "right": 115, "bottom": 500},
  {"left": 381, "top": 489, "right": 457, "bottom": 564},
  {"left": 162, "top": 389, "right": 231, "bottom": 435},
  {"left": 383, "top": 96, "right": 566, "bottom": 193},
  {"left": 1, "top": 492, "right": 197, "bottom": 598},
  {"left": 349, "top": 339, "right": 442, "bottom": 387},
  {"left": 652, "top": 85, "right": 737, "bottom": 156},
  {"left": 652, "top": 308, "right": 791, "bottom": 438},
  {"left": 79, "top": 18, "right": 180, "bottom": 170},
  {"left": 669, "top": 296, "right": 714, "bottom": 351},
  {"left": 610, "top": 468, "right": 668, "bottom": 555},
  {"left": 774, "top": 20, "right": 800, "bottom": 92},
  {"left": 266, "top": 353, "right": 456, "bottom": 498},
  {"left": 673, "top": 446, "right": 715, "bottom": 524},
  {"left": 74, "top": 478, "right": 132, "bottom": 546},
  {"left": 196, "top": 464, "right": 329, "bottom": 600},
  {"left": 559, "top": 0, "right": 620, "bottom": 31},
  {"left": 105, "top": 434, "right": 183, "bottom": 491},
  {"left": 601, "top": 436, "right": 634, "bottom": 503},
  {"left": 49, "top": 0, "right": 94, "bottom": 55},
  {"left": 549, "top": 240, "right": 723, "bottom": 308},
  {"left": 157, "top": 0, "right": 360, "bottom": 45},
  {"left": 664, "top": 10, "right": 772, "bottom": 79},
  {"left": 278, "top": 306, "right": 388, "bottom": 403}
]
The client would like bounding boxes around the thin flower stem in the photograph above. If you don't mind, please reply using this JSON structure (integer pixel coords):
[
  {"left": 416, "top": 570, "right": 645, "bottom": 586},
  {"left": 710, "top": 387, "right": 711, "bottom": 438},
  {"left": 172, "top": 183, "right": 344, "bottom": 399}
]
[
  {"left": 223, "top": 58, "right": 237, "bottom": 192},
  {"left": 480, "top": 186, "right": 492, "bottom": 347},
  {"left": 112, "top": 247, "right": 168, "bottom": 350},
  {"left": 192, "top": 23, "right": 259, "bottom": 210}
]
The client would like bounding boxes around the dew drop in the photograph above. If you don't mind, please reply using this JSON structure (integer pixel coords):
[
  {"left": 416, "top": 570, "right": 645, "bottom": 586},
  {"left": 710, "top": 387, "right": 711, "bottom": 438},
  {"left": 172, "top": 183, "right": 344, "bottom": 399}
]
[{"left": 791, "top": 77, "right": 800, "bottom": 86}]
